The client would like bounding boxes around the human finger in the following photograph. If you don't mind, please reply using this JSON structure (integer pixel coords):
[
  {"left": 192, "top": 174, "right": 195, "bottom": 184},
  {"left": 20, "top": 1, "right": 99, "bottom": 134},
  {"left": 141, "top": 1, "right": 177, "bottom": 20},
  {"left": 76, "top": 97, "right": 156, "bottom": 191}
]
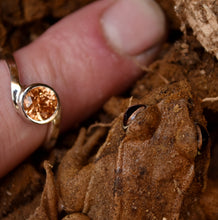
[{"left": 0, "top": 0, "right": 166, "bottom": 177}]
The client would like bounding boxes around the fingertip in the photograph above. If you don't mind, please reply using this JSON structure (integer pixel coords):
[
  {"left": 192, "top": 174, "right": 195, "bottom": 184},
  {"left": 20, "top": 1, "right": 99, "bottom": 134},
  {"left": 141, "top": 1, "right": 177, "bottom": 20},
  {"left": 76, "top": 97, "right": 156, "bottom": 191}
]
[
  {"left": 14, "top": 0, "right": 166, "bottom": 129},
  {"left": 0, "top": 0, "right": 167, "bottom": 176},
  {"left": 101, "top": 0, "right": 166, "bottom": 59}
]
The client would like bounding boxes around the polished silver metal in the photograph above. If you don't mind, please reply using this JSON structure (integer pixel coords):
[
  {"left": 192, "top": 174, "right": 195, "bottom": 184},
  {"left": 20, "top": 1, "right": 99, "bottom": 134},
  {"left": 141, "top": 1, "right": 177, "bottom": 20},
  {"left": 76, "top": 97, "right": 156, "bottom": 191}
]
[
  {"left": 4, "top": 54, "right": 22, "bottom": 109},
  {"left": 4, "top": 54, "right": 61, "bottom": 149}
]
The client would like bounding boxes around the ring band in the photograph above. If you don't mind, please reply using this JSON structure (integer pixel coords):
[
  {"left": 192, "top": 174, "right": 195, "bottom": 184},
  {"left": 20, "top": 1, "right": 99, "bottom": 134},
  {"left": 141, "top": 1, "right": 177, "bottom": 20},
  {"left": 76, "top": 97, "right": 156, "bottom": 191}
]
[{"left": 4, "top": 54, "right": 61, "bottom": 150}]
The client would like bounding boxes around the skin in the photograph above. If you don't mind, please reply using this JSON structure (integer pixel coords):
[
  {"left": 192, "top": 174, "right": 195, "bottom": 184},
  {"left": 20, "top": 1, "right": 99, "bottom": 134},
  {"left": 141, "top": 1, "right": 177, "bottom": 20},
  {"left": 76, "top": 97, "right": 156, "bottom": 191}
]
[
  {"left": 0, "top": 0, "right": 166, "bottom": 177},
  {"left": 56, "top": 81, "right": 210, "bottom": 220}
]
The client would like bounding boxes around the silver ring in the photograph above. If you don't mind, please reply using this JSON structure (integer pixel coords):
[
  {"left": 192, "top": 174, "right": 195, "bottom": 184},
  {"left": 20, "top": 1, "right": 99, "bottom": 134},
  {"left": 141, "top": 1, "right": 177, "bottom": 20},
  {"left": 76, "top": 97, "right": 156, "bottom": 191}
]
[{"left": 4, "top": 54, "right": 61, "bottom": 150}]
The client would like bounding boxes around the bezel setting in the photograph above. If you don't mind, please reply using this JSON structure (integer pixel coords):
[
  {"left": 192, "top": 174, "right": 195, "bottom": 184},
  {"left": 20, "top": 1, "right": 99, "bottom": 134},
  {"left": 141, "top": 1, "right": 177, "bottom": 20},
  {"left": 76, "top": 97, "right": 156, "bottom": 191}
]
[
  {"left": 5, "top": 54, "right": 61, "bottom": 149},
  {"left": 20, "top": 84, "right": 60, "bottom": 125}
]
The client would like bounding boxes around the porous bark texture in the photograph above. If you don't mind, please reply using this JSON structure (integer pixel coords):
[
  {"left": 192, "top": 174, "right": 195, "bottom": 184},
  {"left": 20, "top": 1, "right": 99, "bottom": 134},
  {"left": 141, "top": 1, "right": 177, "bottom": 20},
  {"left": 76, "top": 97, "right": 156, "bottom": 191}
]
[{"left": 174, "top": 0, "right": 218, "bottom": 59}]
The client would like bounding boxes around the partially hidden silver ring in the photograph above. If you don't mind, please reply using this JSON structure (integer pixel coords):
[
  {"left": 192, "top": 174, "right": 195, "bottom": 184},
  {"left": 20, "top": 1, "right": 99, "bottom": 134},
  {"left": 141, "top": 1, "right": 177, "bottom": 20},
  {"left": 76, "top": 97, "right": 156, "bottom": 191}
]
[{"left": 5, "top": 54, "right": 61, "bottom": 150}]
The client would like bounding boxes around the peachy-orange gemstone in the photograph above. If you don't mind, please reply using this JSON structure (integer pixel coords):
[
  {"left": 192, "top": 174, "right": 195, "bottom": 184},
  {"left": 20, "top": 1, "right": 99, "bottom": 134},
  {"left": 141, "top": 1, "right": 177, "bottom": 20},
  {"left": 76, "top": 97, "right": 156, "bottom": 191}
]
[{"left": 23, "top": 86, "right": 58, "bottom": 121}]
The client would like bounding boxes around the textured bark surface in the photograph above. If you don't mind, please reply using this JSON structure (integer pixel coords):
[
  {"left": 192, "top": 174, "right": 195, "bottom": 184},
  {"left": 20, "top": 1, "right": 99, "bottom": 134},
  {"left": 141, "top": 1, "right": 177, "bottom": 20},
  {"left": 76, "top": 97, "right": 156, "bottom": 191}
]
[
  {"left": 0, "top": 0, "right": 96, "bottom": 51},
  {"left": 174, "top": 0, "right": 218, "bottom": 59},
  {"left": 0, "top": 0, "right": 94, "bottom": 25}
]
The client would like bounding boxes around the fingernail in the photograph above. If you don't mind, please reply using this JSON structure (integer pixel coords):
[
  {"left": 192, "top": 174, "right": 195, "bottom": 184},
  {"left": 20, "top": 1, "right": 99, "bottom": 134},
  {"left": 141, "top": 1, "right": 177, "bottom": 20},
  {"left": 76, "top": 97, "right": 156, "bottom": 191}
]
[{"left": 101, "top": 0, "right": 166, "bottom": 59}]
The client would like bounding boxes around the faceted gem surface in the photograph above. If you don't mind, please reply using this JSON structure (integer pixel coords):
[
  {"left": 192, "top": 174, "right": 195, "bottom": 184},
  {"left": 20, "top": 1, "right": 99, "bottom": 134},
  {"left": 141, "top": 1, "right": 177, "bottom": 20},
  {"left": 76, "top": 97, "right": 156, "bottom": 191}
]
[{"left": 23, "top": 86, "right": 58, "bottom": 122}]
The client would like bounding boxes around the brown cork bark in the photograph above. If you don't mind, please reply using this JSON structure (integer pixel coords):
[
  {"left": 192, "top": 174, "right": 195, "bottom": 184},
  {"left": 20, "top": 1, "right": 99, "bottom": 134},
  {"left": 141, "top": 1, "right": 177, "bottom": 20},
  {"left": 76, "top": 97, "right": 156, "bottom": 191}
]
[{"left": 174, "top": 0, "right": 218, "bottom": 59}]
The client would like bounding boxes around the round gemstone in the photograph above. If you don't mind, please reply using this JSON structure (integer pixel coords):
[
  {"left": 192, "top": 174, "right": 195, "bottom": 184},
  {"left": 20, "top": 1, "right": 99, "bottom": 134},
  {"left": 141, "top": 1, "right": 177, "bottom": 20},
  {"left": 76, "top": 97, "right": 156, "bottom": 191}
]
[{"left": 22, "top": 86, "right": 58, "bottom": 122}]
